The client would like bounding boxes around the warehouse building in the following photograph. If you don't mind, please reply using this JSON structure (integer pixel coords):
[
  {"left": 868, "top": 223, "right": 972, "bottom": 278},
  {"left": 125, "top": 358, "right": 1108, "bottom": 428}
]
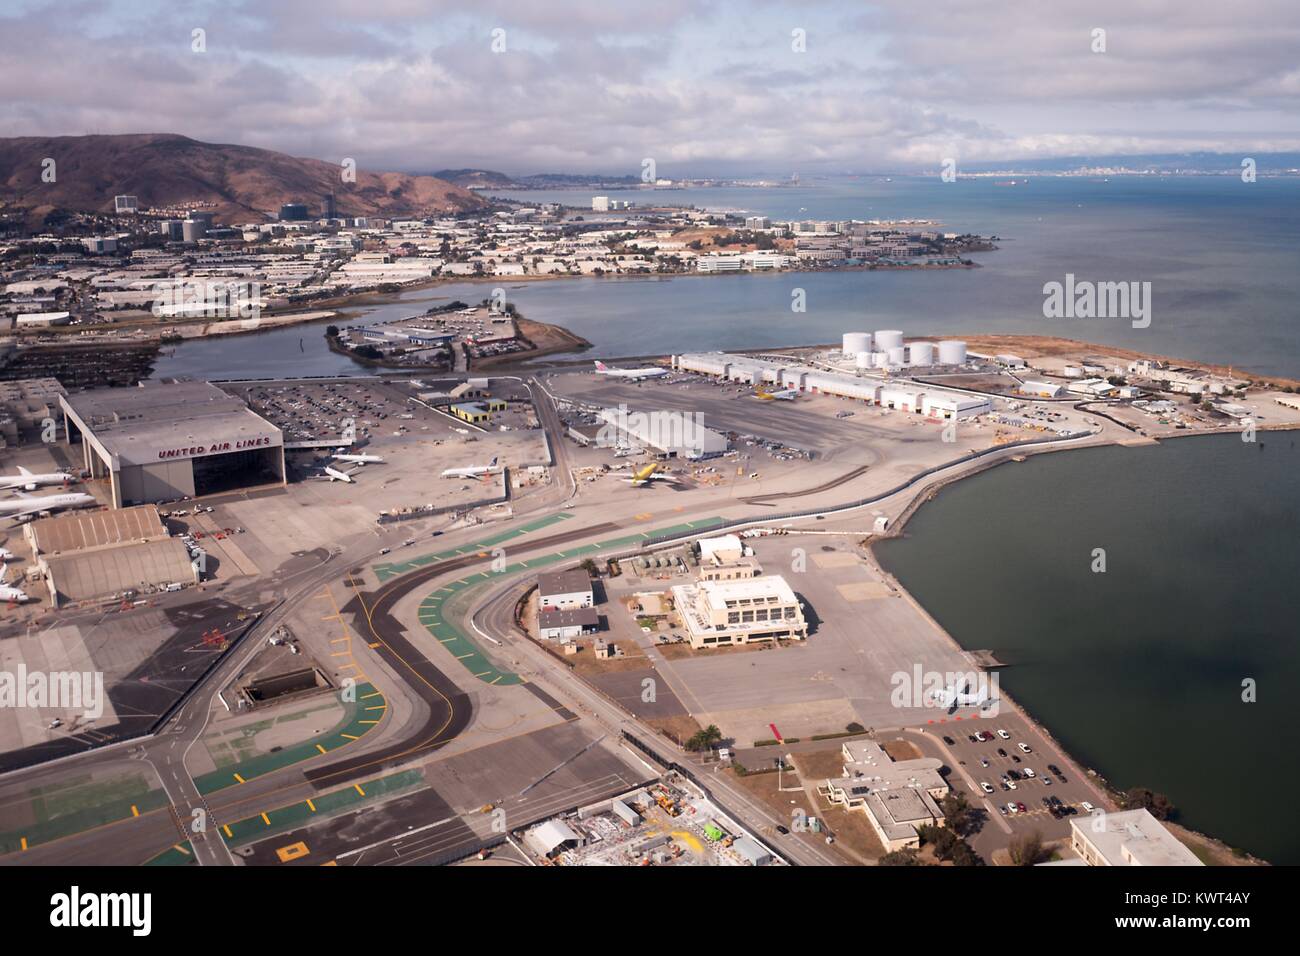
[
  {"left": 538, "top": 606, "right": 600, "bottom": 642},
  {"left": 537, "top": 569, "right": 594, "bottom": 610},
  {"left": 24, "top": 504, "right": 198, "bottom": 608},
  {"left": 60, "top": 381, "right": 285, "bottom": 508}
]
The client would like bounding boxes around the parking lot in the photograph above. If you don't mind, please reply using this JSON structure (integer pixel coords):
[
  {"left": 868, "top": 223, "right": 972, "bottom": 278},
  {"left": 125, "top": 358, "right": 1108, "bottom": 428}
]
[{"left": 914, "top": 711, "right": 1113, "bottom": 857}]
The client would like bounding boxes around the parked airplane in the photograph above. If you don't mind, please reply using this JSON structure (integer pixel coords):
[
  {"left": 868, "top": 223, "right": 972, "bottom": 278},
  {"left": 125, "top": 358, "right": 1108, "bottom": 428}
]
[
  {"left": 440, "top": 457, "right": 500, "bottom": 480},
  {"left": 931, "top": 679, "right": 995, "bottom": 712},
  {"left": 755, "top": 388, "right": 798, "bottom": 401},
  {"left": 613, "top": 462, "right": 680, "bottom": 486},
  {"left": 593, "top": 360, "right": 669, "bottom": 381},
  {"left": 332, "top": 452, "right": 386, "bottom": 465},
  {"left": 0, "top": 565, "right": 29, "bottom": 604},
  {"left": 0, "top": 491, "right": 96, "bottom": 523},
  {"left": 0, "top": 548, "right": 15, "bottom": 561},
  {"left": 0, "top": 466, "right": 76, "bottom": 492},
  {"left": 321, "top": 465, "right": 357, "bottom": 483}
]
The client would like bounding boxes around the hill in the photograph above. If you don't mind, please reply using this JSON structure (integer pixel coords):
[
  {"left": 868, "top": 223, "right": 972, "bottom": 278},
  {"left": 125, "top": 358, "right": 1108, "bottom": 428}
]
[
  {"left": 0, "top": 133, "right": 485, "bottom": 224},
  {"left": 430, "top": 168, "right": 518, "bottom": 189}
]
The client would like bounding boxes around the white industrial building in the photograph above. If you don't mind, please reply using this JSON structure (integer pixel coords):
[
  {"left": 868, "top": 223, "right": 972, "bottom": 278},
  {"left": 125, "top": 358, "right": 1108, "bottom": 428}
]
[
  {"left": 922, "top": 393, "right": 992, "bottom": 419},
  {"left": 596, "top": 405, "right": 728, "bottom": 458},
  {"left": 537, "top": 569, "right": 594, "bottom": 610},
  {"left": 1018, "top": 380, "right": 1066, "bottom": 398}
]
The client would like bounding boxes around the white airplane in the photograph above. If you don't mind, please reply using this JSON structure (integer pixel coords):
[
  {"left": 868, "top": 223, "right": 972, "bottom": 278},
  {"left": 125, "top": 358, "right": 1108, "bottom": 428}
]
[
  {"left": 321, "top": 465, "right": 358, "bottom": 483},
  {"left": 612, "top": 463, "right": 680, "bottom": 486},
  {"left": 332, "top": 452, "right": 386, "bottom": 465},
  {"left": 0, "top": 491, "right": 96, "bottom": 523},
  {"left": 755, "top": 387, "right": 798, "bottom": 401},
  {"left": 931, "top": 680, "right": 995, "bottom": 711},
  {"left": 0, "top": 548, "right": 16, "bottom": 562},
  {"left": 440, "top": 457, "right": 500, "bottom": 480},
  {"left": 0, "top": 466, "right": 76, "bottom": 492},
  {"left": 0, "top": 564, "right": 29, "bottom": 604},
  {"left": 593, "top": 360, "right": 669, "bottom": 381}
]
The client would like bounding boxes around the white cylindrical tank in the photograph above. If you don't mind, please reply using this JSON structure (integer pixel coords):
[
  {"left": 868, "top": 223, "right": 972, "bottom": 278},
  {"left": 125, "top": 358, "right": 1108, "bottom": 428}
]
[
  {"left": 872, "top": 351, "right": 890, "bottom": 368},
  {"left": 909, "top": 341, "right": 935, "bottom": 366},
  {"left": 842, "top": 332, "right": 872, "bottom": 357},
  {"left": 887, "top": 346, "right": 907, "bottom": 366},
  {"left": 875, "top": 329, "right": 904, "bottom": 351},
  {"left": 855, "top": 351, "right": 874, "bottom": 370},
  {"left": 938, "top": 340, "right": 967, "bottom": 365}
]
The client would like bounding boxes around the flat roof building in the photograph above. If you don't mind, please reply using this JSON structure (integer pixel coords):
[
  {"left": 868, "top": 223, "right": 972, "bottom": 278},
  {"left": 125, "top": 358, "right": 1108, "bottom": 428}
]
[
  {"left": 670, "top": 575, "right": 807, "bottom": 648},
  {"left": 1070, "top": 809, "right": 1203, "bottom": 867},
  {"left": 60, "top": 381, "right": 285, "bottom": 508},
  {"left": 538, "top": 605, "right": 599, "bottom": 642},
  {"left": 537, "top": 569, "right": 594, "bottom": 610}
]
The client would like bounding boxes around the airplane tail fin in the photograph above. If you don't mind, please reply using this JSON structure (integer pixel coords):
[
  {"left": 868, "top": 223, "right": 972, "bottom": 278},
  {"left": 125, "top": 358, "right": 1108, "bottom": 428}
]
[
  {"left": 594, "top": 361, "right": 609, "bottom": 372},
  {"left": 489, "top": 457, "right": 498, "bottom": 467},
  {"left": 16, "top": 466, "right": 31, "bottom": 477}
]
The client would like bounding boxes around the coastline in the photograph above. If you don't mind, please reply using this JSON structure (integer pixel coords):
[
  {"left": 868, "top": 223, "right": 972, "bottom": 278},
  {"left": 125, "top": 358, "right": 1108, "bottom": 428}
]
[{"left": 862, "top": 429, "right": 1285, "bottom": 865}]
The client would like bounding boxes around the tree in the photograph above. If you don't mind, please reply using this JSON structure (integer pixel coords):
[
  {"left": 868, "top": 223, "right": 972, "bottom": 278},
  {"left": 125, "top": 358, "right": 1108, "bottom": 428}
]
[
  {"left": 1123, "top": 787, "right": 1177, "bottom": 821},
  {"left": 579, "top": 558, "right": 599, "bottom": 578},
  {"left": 941, "top": 790, "right": 975, "bottom": 836},
  {"left": 324, "top": 325, "right": 339, "bottom": 338},
  {"left": 879, "top": 847, "right": 923, "bottom": 866},
  {"left": 684, "top": 724, "right": 722, "bottom": 752},
  {"left": 1008, "top": 830, "right": 1047, "bottom": 866}
]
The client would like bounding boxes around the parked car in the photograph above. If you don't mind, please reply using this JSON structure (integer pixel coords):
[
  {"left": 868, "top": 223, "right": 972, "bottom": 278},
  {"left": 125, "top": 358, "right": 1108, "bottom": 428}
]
[
  {"left": 980, "top": 781, "right": 995, "bottom": 794},
  {"left": 996, "top": 729, "right": 1011, "bottom": 739},
  {"left": 1018, "top": 742, "right": 1032, "bottom": 753}
]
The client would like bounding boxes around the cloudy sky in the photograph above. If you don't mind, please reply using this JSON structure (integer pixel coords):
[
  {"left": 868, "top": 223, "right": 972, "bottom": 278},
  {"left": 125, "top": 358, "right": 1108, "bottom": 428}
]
[{"left": 2, "top": 0, "right": 1299, "bottom": 175}]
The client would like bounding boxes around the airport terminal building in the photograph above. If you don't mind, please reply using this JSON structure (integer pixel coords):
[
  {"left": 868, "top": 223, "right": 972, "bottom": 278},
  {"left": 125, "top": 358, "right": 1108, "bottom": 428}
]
[{"left": 60, "top": 381, "right": 286, "bottom": 507}]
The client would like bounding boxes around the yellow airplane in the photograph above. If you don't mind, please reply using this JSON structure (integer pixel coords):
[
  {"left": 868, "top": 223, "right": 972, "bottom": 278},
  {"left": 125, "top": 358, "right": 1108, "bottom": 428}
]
[
  {"left": 754, "top": 387, "right": 798, "bottom": 401},
  {"left": 614, "top": 462, "right": 680, "bottom": 486}
]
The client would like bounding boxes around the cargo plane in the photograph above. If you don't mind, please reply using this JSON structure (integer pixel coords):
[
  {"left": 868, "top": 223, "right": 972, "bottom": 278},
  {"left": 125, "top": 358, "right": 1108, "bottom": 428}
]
[
  {"left": 755, "top": 387, "right": 798, "bottom": 401},
  {"left": 612, "top": 462, "right": 679, "bottom": 486}
]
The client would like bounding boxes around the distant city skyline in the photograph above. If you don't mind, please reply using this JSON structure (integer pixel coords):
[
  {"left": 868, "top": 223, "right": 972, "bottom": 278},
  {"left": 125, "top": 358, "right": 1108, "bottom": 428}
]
[{"left": 2, "top": 1, "right": 1299, "bottom": 176}]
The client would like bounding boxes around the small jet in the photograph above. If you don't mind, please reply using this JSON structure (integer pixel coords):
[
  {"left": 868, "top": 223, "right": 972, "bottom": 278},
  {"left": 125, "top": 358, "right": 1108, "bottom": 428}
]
[
  {"left": 593, "top": 360, "right": 669, "bottom": 381},
  {"left": 931, "top": 679, "right": 995, "bottom": 712},
  {"left": 0, "top": 491, "right": 96, "bottom": 523},
  {"left": 332, "top": 452, "right": 386, "bottom": 465},
  {"left": 0, "top": 466, "right": 76, "bottom": 492},
  {"left": 0, "top": 564, "right": 30, "bottom": 603},
  {"left": 440, "top": 457, "right": 500, "bottom": 480},
  {"left": 613, "top": 462, "right": 680, "bottom": 486},
  {"left": 0, "top": 548, "right": 16, "bottom": 562},
  {"left": 755, "top": 388, "right": 798, "bottom": 401}
]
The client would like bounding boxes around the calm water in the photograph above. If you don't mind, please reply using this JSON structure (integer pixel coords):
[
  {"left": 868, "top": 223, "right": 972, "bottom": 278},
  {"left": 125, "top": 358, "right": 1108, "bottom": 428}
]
[
  {"left": 155, "top": 175, "right": 1300, "bottom": 380},
  {"left": 876, "top": 434, "right": 1300, "bottom": 864}
]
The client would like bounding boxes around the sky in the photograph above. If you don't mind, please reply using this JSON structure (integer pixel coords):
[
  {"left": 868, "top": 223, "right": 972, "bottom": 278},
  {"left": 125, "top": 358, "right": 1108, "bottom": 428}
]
[{"left": 2, "top": 0, "right": 1299, "bottom": 176}]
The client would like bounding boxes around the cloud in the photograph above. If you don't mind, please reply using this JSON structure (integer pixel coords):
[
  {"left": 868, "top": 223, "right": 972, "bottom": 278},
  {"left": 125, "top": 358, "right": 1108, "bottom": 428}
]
[{"left": 1, "top": 0, "right": 1298, "bottom": 173}]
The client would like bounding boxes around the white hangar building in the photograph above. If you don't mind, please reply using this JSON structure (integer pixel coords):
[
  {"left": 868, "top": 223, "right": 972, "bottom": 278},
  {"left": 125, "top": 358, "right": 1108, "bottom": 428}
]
[{"left": 60, "top": 381, "right": 286, "bottom": 508}]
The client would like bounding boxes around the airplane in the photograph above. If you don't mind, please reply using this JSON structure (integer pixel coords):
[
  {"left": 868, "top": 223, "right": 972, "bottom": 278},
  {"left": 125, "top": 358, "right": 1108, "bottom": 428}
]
[
  {"left": 0, "top": 466, "right": 76, "bottom": 492},
  {"left": 0, "top": 564, "right": 29, "bottom": 604},
  {"left": 0, "top": 548, "right": 15, "bottom": 562},
  {"left": 332, "top": 452, "right": 386, "bottom": 465},
  {"left": 0, "top": 491, "right": 97, "bottom": 523},
  {"left": 440, "top": 457, "right": 500, "bottom": 480},
  {"left": 593, "top": 360, "right": 669, "bottom": 381},
  {"left": 321, "top": 465, "right": 358, "bottom": 483},
  {"left": 613, "top": 462, "right": 680, "bottom": 486},
  {"left": 755, "top": 387, "right": 798, "bottom": 401},
  {"left": 931, "top": 679, "right": 995, "bottom": 712}
]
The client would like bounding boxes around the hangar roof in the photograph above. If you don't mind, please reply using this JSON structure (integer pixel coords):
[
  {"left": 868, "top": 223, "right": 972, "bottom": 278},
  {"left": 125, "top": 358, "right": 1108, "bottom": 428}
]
[
  {"left": 27, "top": 504, "right": 167, "bottom": 555},
  {"left": 60, "top": 382, "right": 282, "bottom": 468}
]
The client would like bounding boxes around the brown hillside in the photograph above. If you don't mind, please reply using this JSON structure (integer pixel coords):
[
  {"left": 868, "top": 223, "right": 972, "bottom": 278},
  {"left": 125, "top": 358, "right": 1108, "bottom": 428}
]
[{"left": 0, "top": 133, "right": 484, "bottom": 223}]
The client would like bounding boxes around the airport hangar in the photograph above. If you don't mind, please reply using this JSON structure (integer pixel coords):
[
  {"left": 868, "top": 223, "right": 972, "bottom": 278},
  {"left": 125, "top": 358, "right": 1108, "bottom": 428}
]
[{"left": 59, "top": 381, "right": 286, "bottom": 508}]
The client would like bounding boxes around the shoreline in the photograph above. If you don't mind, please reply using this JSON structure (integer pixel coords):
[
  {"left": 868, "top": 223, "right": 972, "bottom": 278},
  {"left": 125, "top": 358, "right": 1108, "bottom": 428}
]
[{"left": 861, "top": 428, "right": 1281, "bottom": 865}]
